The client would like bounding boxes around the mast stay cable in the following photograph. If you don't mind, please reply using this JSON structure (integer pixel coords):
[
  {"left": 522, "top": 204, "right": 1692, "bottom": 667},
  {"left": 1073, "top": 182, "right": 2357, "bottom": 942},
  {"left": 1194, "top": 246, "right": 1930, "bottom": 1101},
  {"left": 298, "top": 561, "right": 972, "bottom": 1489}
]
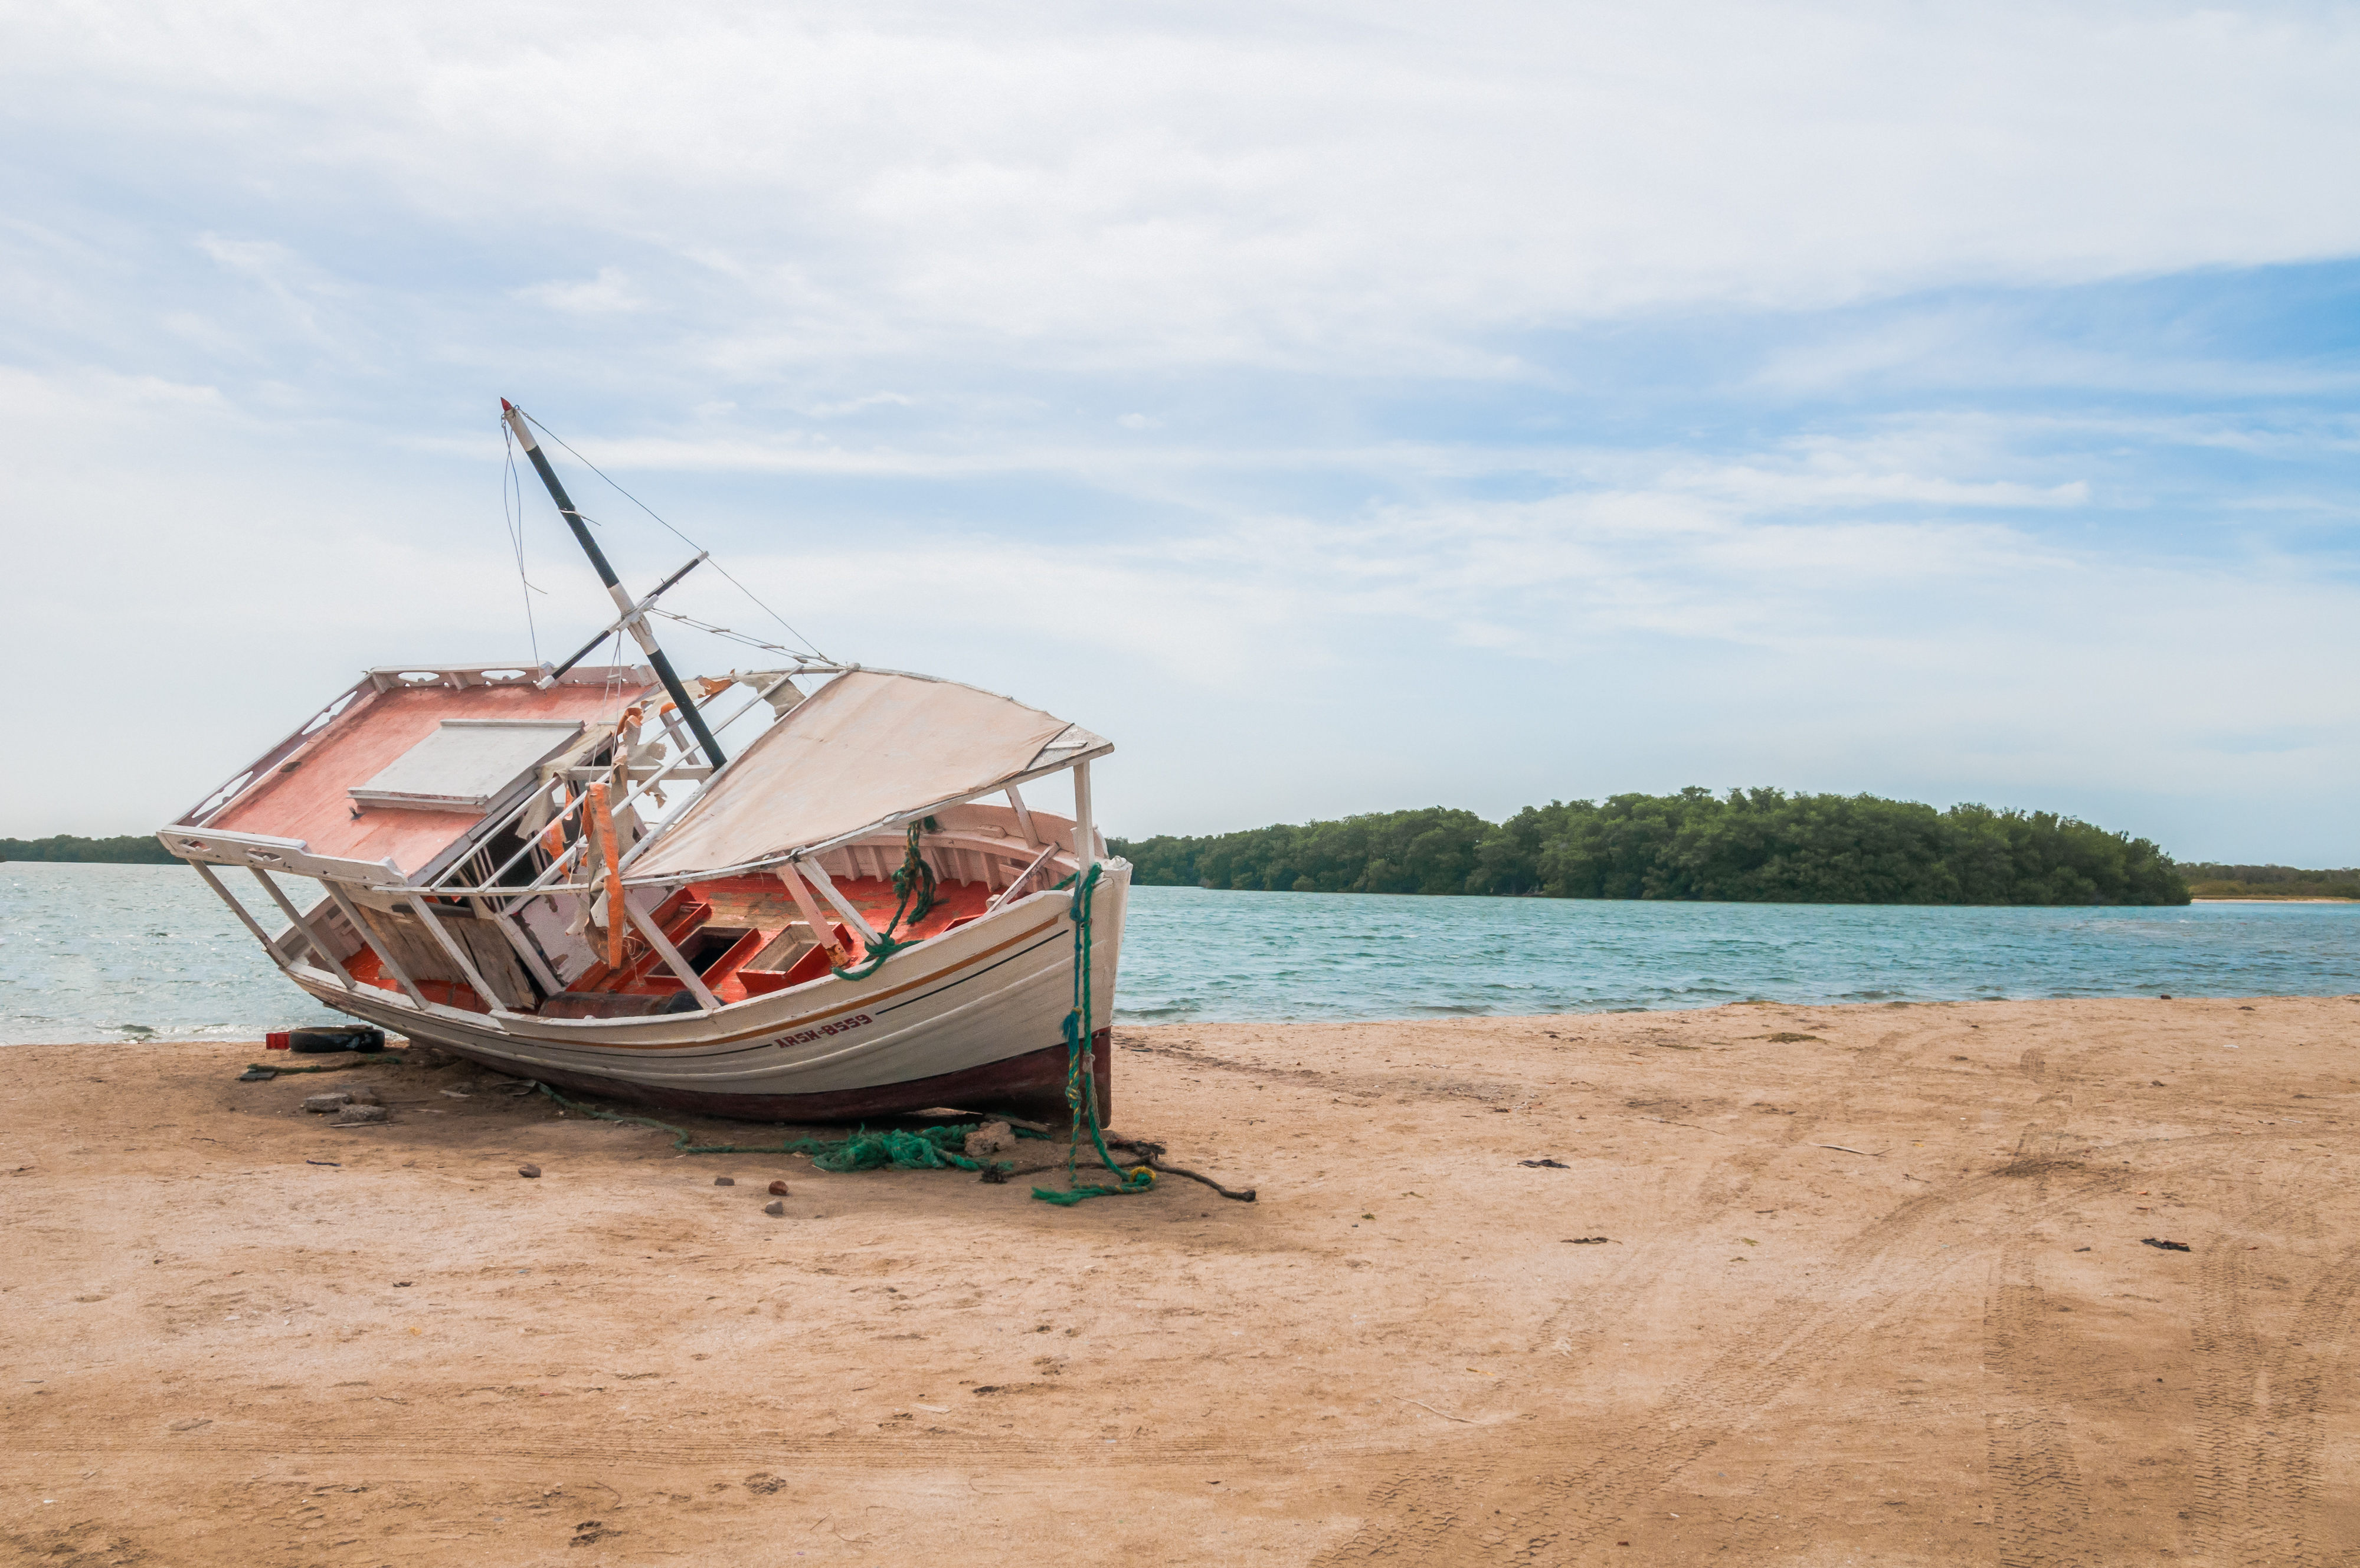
[
  {"left": 516, "top": 409, "right": 830, "bottom": 663},
  {"left": 499, "top": 422, "right": 545, "bottom": 666}
]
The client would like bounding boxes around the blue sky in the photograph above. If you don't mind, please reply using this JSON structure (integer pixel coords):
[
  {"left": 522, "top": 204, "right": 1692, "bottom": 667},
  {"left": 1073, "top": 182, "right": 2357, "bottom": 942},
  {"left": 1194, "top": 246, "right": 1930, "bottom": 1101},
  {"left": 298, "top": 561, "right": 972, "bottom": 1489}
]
[{"left": 4, "top": 1, "right": 2357, "bottom": 862}]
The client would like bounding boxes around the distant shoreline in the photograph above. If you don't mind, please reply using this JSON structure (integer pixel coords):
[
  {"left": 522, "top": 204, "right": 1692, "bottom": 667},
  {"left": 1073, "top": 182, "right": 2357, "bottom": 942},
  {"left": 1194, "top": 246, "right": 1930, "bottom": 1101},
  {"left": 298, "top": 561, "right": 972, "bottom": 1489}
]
[{"left": 2190, "top": 896, "right": 2357, "bottom": 904}]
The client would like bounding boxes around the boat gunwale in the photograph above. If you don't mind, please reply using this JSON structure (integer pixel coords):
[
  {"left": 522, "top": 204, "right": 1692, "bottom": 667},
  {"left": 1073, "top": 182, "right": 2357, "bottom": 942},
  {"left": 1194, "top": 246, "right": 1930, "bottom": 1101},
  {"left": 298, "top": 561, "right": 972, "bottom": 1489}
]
[
  {"left": 316, "top": 928, "right": 1085, "bottom": 1088},
  {"left": 279, "top": 875, "right": 1121, "bottom": 1053}
]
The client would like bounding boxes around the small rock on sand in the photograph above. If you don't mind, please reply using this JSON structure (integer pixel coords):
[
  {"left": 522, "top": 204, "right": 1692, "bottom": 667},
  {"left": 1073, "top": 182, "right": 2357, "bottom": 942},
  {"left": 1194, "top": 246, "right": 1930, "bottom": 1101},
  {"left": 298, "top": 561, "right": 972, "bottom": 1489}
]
[
  {"left": 339, "top": 1085, "right": 381, "bottom": 1106},
  {"left": 713, "top": 1176, "right": 735, "bottom": 1186},
  {"left": 335, "top": 1104, "right": 390, "bottom": 1124},
  {"left": 964, "top": 1121, "right": 1016, "bottom": 1159},
  {"left": 767, "top": 1180, "right": 789, "bottom": 1196},
  {"left": 518, "top": 1164, "right": 541, "bottom": 1179},
  {"left": 303, "top": 1093, "right": 350, "bottom": 1114},
  {"left": 763, "top": 1200, "right": 785, "bottom": 1216}
]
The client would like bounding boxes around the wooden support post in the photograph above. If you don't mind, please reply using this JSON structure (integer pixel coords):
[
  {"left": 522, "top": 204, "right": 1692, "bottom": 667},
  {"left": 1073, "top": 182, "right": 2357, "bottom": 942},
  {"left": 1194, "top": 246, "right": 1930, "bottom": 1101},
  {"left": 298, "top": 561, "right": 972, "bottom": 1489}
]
[
  {"left": 191, "top": 862, "right": 293, "bottom": 971},
  {"left": 795, "top": 856, "right": 881, "bottom": 944},
  {"left": 322, "top": 883, "right": 430, "bottom": 1009},
  {"left": 624, "top": 901, "right": 721, "bottom": 1012},
  {"left": 776, "top": 863, "right": 851, "bottom": 964},
  {"left": 1071, "top": 760, "right": 1097, "bottom": 872},
  {"left": 1005, "top": 784, "right": 1040, "bottom": 846},
  {"left": 247, "top": 868, "right": 356, "bottom": 989},
  {"left": 474, "top": 896, "right": 564, "bottom": 996},
  {"left": 986, "top": 839, "right": 1062, "bottom": 914},
  {"left": 404, "top": 893, "right": 516, "bottom": 1022}
]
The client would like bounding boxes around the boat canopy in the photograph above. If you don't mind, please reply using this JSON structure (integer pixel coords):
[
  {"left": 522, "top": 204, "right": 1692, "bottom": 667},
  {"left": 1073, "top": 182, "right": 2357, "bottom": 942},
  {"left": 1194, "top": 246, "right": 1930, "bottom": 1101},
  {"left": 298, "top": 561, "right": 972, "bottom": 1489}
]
[{"left": 628, "top": 670, "right": 1107, "bottom": 880}]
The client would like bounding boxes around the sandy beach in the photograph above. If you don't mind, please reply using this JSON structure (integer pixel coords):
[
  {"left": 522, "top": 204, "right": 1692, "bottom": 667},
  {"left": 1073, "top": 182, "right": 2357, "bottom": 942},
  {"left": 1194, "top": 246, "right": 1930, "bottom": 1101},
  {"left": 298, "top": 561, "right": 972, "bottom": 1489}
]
[{"left": 5, "top": 994, "right": 2356, "bottom": 1566}]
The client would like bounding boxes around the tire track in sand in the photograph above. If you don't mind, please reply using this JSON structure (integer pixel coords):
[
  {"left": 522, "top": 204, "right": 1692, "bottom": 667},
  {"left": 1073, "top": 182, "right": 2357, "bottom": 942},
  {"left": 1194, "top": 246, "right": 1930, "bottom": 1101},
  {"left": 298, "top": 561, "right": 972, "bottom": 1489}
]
[
  {"left": 2261, "top": 1240, "right": 2360, "bottom": 1567},
  {"left": 2189, "top": 1209, "right": 2360, "bottom": 1567},
  {"left": 1382, "top": 1037, "right": 1893, "bottom": 1564},
  {"left": 1315, "top": 1121, "right": 2307, "bottom": 1564},
  {"left": 1981, "top": 1242, "right": 2090, "bottom": 1567},
  {"left": 1315, "top": 1160, "right": 2138, "bottom": 1566},
  {"left": 1981, "top": 1091, "right": 2090, "bottom": 1568}
]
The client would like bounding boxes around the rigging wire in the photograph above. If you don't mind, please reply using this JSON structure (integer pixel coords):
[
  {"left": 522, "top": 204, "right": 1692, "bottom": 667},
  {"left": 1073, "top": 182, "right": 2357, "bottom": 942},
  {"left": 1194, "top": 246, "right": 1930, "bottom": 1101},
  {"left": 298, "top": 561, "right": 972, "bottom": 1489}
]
[
  {"left": 610, "top": 624, "right": 629, "bottom": 689},
  {"left": 600, "top": 626, "right": 631, "bottom": 724},
  {"left": 516, "top": 408, "right": 830, "bottom": 662},
  {"left": 499, "top": 421, "right": 545, "bottom": 666},
  {"left": 643, "top": 606, "right": 827, "bottom": 662}
]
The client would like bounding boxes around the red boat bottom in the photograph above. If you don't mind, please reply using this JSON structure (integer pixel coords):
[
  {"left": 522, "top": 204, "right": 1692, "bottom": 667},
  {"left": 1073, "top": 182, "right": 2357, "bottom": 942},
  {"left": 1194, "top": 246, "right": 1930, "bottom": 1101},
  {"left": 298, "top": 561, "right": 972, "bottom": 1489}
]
[{"left": 418, "top": 1030, "right": 1112, "bottom": 1128}]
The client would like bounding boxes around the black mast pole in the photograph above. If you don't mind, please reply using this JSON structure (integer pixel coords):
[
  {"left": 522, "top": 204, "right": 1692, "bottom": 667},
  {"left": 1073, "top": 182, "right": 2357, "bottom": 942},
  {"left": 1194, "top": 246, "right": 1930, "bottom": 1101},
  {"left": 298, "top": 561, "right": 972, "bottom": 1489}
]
[{"left": 500, "top": 400, "right": 726, "bottom": 768}]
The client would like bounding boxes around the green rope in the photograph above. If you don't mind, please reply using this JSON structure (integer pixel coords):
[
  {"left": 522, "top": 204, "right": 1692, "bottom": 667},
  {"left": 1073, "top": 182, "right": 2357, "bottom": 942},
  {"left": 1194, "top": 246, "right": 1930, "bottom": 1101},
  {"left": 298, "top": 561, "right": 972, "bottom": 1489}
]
[
  {"left": 830, "top": 819, "right": 941, "bottom": 980},
  {"left": 1032, "top": 862, "right": 1154, "bottom": 1206},
  {"left": 529, "top": 1079, "right": 1043, "bottom": 1172}
]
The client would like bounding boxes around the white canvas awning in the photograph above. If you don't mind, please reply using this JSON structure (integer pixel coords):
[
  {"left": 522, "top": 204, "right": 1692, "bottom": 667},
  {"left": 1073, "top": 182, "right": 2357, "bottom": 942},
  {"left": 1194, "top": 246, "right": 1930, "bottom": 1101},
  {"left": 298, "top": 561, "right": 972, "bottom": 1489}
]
[{"left": 627, "top": 670, "right": 1107, "bottom": 879}]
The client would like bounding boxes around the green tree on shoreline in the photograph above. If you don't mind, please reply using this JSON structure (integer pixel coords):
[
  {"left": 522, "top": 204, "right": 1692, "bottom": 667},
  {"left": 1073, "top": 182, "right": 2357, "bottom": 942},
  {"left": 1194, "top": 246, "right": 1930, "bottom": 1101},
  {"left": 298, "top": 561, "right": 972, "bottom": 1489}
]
[
  {"left": 1, "top": 834, "right": 176, "bottom": 865},
  {"left": 1112, "top": 788, "right": 2190, "bottom": 905}
]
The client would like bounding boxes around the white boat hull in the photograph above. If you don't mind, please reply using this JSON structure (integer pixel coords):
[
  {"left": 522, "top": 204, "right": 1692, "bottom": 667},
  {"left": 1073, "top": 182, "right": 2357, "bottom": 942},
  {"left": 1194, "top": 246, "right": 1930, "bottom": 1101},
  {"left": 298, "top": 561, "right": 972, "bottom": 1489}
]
[{"left": 284, "top": 865, "right": 1130, "bottom": 1124}]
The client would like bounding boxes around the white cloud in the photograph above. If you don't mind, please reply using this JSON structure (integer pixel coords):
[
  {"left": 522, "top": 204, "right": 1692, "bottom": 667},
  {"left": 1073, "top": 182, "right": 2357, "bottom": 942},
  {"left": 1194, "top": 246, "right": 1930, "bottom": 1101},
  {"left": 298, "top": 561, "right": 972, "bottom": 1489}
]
[
  {"left": 806, "top": 392, "right": 914, "bottom": 417},
  {"left": 514, "top": 267, "right": 647, "bottom": 315},
  {"left": 9, "top": 2, "right": 2360, "bottom": 376}
]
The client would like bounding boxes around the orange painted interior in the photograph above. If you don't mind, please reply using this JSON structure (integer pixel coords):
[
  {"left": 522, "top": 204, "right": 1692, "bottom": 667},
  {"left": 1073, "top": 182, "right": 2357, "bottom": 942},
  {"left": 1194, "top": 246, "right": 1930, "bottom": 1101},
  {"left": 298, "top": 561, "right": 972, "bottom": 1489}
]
[
  {"left": 341, "top": 867, "right": 1004, "bottom": 1015},
  {"left": 342, "top": 950, "right": 493, "bottom": 1014}
]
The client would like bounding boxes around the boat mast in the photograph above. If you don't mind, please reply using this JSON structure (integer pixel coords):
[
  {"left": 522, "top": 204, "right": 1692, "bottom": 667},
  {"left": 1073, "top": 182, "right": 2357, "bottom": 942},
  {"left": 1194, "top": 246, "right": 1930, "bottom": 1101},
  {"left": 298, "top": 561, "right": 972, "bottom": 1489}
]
[{"left": 500, "top": 400, "right": 726, "bottom": 767}]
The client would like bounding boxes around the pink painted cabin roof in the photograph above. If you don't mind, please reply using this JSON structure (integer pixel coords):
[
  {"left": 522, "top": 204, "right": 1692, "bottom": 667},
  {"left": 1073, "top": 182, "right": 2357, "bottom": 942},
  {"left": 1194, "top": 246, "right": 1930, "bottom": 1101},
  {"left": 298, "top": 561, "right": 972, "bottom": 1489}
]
[{"left": 206, "top": 677, "right": 652, "bottom": 875}]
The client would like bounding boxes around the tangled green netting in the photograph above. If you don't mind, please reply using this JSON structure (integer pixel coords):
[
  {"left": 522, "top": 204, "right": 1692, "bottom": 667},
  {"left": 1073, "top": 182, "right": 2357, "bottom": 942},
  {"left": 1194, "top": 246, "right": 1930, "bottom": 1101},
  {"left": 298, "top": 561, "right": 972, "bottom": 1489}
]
[
  {"left": 529, "top": 1081, "right": 1046, "bottom": 1170},
  {"left": 829, "top": 819, "right": 941, "bottom": 980}
]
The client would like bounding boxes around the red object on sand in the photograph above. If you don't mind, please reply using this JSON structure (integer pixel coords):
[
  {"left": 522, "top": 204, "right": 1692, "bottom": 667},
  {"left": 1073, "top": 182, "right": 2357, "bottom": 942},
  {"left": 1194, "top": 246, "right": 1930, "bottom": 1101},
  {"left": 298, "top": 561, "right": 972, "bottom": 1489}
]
[{"left": 266, "top": 1032, "right": 291, "bottom": 1050}]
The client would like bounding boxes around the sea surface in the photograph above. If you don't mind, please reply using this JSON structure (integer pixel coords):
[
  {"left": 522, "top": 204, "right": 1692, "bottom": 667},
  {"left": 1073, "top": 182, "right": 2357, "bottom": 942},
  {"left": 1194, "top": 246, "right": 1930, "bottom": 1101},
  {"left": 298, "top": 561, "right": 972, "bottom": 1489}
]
[{"left": 4, "top": 863, "right": 2357, "bottom": 1043}]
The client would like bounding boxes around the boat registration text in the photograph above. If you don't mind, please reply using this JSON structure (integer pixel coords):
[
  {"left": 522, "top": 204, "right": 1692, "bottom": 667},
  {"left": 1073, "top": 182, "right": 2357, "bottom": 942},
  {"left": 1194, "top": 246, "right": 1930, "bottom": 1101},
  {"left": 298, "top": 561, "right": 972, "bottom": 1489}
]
[{"left": 775, "top": 1013, "right": 873, "bottom": 1047}]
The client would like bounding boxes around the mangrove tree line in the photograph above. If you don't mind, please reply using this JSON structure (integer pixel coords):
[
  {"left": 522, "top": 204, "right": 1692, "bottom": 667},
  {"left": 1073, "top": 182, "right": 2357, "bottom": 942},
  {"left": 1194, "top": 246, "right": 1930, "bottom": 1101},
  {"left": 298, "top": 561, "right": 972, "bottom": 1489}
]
[{"left": 1109, "top": 788, "right": 2188, "bottom": 905}]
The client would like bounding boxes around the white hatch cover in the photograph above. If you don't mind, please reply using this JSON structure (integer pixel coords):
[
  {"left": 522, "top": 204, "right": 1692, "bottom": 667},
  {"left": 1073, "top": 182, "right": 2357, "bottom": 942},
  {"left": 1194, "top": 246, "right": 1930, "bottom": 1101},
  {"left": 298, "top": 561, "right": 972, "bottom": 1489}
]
[{"left": 349, "top": 719, "right": 584, "bottom": 813}]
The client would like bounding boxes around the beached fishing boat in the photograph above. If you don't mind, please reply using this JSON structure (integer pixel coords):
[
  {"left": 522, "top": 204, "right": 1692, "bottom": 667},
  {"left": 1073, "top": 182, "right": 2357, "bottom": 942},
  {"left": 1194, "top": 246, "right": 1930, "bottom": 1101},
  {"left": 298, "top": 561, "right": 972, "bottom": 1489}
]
[{"left": 156, "top": 402, "right": 1127, "bottom": 1124}]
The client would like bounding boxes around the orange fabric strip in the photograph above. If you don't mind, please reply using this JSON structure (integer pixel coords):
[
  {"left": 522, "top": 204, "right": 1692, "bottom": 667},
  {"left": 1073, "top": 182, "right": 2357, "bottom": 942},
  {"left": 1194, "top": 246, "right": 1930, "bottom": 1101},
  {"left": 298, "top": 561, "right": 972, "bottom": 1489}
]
[{"left": 589, "top": 781, "right": 626, "bottom": 971}]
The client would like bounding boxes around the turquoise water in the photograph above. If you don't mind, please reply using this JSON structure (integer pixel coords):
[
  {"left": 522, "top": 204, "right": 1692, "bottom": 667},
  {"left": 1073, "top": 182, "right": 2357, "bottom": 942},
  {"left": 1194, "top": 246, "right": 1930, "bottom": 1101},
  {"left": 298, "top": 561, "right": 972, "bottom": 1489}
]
[
  {"left": 4, "top": 863, "right": 2356, "bottom": 1043},
  {"left": 2, "top": 863, "right": 358, "bottom": 1045},
  {"left": 1118, "top": 885, "right": 2360, "bottom": 1020}
]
